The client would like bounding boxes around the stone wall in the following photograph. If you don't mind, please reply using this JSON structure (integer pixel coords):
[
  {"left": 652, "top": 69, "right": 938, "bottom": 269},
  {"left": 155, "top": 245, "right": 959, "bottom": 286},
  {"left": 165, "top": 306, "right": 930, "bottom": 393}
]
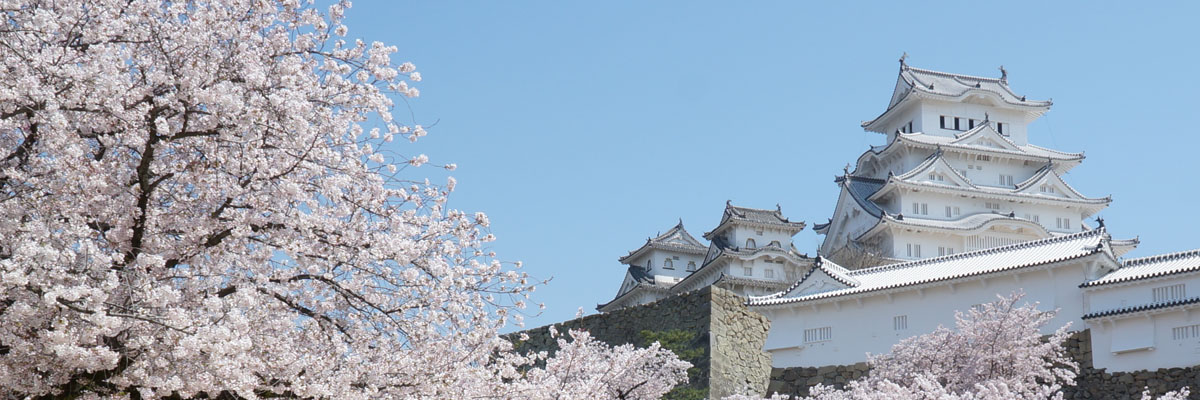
[
  {"left": 709, "top": 285, "right": 773, "bottom": 397},
  {"left": 768, "top": 330, "right": 1200, "bottom": 399},
  {"left": 509, "top": 286, "right": 772, "bottom": 399}
]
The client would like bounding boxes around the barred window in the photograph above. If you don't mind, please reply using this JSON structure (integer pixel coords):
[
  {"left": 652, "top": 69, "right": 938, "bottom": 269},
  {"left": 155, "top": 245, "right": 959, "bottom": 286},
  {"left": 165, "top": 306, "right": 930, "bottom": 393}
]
[{"left": 804, "top": 327, "right": 832, "bottom": 343}]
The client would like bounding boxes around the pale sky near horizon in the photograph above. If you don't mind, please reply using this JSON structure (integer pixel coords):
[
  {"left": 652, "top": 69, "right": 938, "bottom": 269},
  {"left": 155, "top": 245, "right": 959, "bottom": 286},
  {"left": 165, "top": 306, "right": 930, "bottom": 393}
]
[{"left": 341, "top": 1, "right": 1200, "bottom": 330}]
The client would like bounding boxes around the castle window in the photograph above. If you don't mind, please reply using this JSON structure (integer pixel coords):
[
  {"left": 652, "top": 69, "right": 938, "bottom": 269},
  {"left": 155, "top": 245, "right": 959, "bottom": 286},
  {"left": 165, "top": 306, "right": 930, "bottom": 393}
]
[
  {"left": 893, "top": 315, "right": 908, "bottom": 331},
  {"left": 756, "top": 230, "right": 764, "bottom": 236},
  {"left": 743, "top": 267, "right": 753, "bottom": 276},
  {"left": 765, "top": 269, "right": 775, "bottom": 279},
  {"left": 907, "top": 244, "right": 921, "bottom": 258},
  {"left": 745, "top": 238, "right": 757, "bottom": 249},
  {"left": 912, "top": 203, "right": 928, "bottom": 215},
  {"left": 1153, "top": 284, "right": 1186, "bottom": 304},
  {"left": 940, "top": 116, "right": 947, "bottom": 129},
  {"left": 997, "top": 122, "right": 1006, "bottom": 135},
  {"left": 985, "top": 202, "right": 1001, "bottom": 210},
  {"left": 804, "top": 327, "right": 832, "bottom": 343},
  {"left": 954, "top": 117, "right": 961, "bottom": 130},
  {"left": 646, "top": 259, "right": 653, "bottom": 269},
  {"left": 686, "top": 261, "right": 697, "bottom": 271},
  {"left": 1041, "top": 185, "right": 1056, "bottom": 194},
  {"left": 999, "top": 174, "right": 1014, "bottom": 186},
  {"left": 1173, "top": 324, "right": 1200, "bottom": 341},
  {"left": 1056, "top": 218, "right": 1071, "bottom": 230},
  {"left": 976, "top": 155, "right": 991, "bottom": 162},
  {"left": 664, "top": 258, "right": 674, "bottom": 269}
]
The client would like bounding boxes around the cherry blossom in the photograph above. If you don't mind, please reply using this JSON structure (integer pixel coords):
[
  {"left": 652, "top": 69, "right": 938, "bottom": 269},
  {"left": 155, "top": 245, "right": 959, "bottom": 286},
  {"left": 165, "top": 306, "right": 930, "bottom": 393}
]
[{"left": 0, "top": 0, "right": 687, "bottom": 398}]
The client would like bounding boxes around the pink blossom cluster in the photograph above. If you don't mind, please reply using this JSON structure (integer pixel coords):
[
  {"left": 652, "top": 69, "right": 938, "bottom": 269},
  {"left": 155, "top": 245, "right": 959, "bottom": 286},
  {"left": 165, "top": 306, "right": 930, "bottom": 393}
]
[{"left": 0, "top": 0, "right": 687, "bottom": 398}]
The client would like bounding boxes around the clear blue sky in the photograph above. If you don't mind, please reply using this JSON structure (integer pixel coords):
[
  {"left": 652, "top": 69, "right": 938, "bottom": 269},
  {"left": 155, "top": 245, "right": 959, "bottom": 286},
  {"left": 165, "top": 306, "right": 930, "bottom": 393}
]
[{"left": 342, "top": 1, "right": 1200, "bottom": 329}]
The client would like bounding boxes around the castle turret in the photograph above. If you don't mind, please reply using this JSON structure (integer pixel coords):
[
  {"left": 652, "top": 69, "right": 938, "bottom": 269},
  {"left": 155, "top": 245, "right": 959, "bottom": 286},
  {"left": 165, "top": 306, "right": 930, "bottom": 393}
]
[{"left": 818, "top": 61, "right": 1136, "bottom": 268}]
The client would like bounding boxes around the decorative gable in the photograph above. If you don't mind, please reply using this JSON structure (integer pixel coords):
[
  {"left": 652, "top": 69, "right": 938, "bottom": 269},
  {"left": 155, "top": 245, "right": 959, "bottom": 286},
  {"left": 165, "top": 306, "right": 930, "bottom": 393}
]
[
  {"left": 893, "top": 151, "right": 974, "bottom": 189},
  {"left": 772, "top": 257, "right": 858, "bottom": 299},
  {"left": 1014, "top": 167, "right": 1090, "bottom": 200},
  {"left": 952, "top": 124, "right": 1021, "bottom": 153}
]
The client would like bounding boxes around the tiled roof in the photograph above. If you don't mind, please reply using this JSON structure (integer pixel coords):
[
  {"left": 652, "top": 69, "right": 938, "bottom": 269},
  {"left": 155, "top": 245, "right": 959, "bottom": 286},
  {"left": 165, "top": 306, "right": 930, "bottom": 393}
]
[
  {"left": 899, "top": 130, "right": 1084, "bottom": 161},
  {"left": 705, "top": 202, "right": 806, "bottom": 239},
  {"left": 628, "top": 265, "right": 654, "bottom": 284},
  {"left": 872, "top": 152, "right": 1109, "bottom": 211},
  {"left": 1081, "top": 248, "right": 1200, "bottom": 288},
  {"left": 813, "top": 218, "right": 832, "bottom": 234},
  {"left": 619, "top": 220, "right": 708, "bottom": 263},
  {"left": 898, "top": 66, "right": 1051, "bottom": 109},
  {"left": 864, "top": 64, "right": 1051, "bottom": 131},
  {"left": 837, "top": 175, "right": 886, "bottom": 218},
  {"left": 724, "top": 202, "right": 805, "bottom": 228},
  {"left": 749, "top": 229, "right": 1109, "bottom": 306},
  {"left": 856, "top": 213, "right": 1052, "bottom": 243},
  {"left": 1082, "top": 296, "right": 1200, "bottom": 320}
]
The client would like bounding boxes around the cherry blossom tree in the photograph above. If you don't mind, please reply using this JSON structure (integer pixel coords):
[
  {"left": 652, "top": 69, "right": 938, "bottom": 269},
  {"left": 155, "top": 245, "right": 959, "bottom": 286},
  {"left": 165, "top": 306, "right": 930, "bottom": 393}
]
[{"left": 0, "top": 0, "right": 687, "bottom": 398}]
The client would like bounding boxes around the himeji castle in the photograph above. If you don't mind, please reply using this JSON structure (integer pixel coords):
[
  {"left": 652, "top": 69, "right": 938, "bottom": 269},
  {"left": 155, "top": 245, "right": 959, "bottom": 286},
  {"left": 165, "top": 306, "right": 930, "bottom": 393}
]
[
  {"left": 599, "top": 58, "right": 1200, "bottom": 373},
  {"left": 814, "top": 57, "right": 1137, "bottom": 269}
]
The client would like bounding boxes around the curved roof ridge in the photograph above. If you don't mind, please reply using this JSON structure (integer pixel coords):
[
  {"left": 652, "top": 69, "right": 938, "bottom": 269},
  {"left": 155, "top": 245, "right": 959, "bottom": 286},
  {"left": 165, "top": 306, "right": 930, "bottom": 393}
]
[
  {"left": 905, "top": 66, "right": 1039, "bottom": 104},
  {"left": 1014, "top": 166, "right": 1103, "bottom": 201},
  {"left": 649, "top": 220, "right": 706, "bottom": 249},
  {"left": 860, "top": 212, "right": 1053, "bottom": 240},
  {"left": 1123, "top": 247, "right": 1200, "bottom": 267},
  {"left": 1013, "top": 164, "right": 1054, "bottom": 191},
  {"left": 1024, "top": 143, "right": 1085, "bottom": 158},
  {"left": 838, "top": 175, "right": 886, "bottom": 218},
  {"left": 906, "top": 65, "right": 1004, "bottom": 83},
  {"left": 849, "top": 228, "right": 1105, "bottom": 277},
  {"left": 755, "top": 256, "right": 857, "bottom": 301},
  {"left": 894, "top": 134, "right": 1085, "bottom": 162}
]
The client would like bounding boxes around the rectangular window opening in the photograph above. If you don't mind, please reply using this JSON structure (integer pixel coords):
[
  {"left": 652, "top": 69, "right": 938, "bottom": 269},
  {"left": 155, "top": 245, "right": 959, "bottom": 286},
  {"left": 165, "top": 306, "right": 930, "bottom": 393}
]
[
  {"left": 804, "top": 327, "right": 833, "bottom": 343},
  {"left": 1153, "top": 284, "right": 1187, "bottom": 303}
]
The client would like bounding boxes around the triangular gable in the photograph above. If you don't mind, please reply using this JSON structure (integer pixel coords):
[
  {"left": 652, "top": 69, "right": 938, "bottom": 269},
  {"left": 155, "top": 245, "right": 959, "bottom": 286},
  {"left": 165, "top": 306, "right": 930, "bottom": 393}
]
[
  {"left": 951, "top": 124, "right": 1022, "bottom": 153},
  {"left": 892, "top": 152, "right": 975, "bottom": 189},
  {"left": 654, "top": 223, "right": 705, "bottom": 249},
  {"left": 776, "top": 257, "right": 859, "bottom": 298},
  {"left": 1013, "top": 167, "right": 1092, "bottom": 200}
]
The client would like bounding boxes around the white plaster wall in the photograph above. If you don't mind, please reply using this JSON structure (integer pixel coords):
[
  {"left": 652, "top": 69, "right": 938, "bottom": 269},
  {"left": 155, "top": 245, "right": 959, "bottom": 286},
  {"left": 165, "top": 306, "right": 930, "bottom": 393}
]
[
  {"left": 761, "top": 259, "right": 1092, "bottom": 367},
  {"left": 1089, "top": 307, "right": 1200, "bottom": 372},
  {"left": 1086, "top": 273, "right": 1200, "bottom": 314},
  {"left": 887, "top": 230, "right": 967, "bottom": 259},
  {"left": 917, "top": 100, "right": 1031, "bottom": 145},
  {"left": 647, "top": 249, "right": 705, "bottom": 281},
  {"left": 726, "top": 225, "right": 795, "bottom": 252}
]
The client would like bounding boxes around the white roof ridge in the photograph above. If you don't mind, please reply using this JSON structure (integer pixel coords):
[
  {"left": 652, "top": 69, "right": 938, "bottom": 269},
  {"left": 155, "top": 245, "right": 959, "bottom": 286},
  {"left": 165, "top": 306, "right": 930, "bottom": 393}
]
[
  {"left": 906, "top": 65, "right": 1005, "bottom": 83},
  {"left": 1123, "top": 247, "right": 1200, "bottom": 266},
  {"left": 849, "top": 228, "right": 1105, "bottom": 277},
  {"left": 895, "top": 133, "right": 1085, "bottom": 161}
]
